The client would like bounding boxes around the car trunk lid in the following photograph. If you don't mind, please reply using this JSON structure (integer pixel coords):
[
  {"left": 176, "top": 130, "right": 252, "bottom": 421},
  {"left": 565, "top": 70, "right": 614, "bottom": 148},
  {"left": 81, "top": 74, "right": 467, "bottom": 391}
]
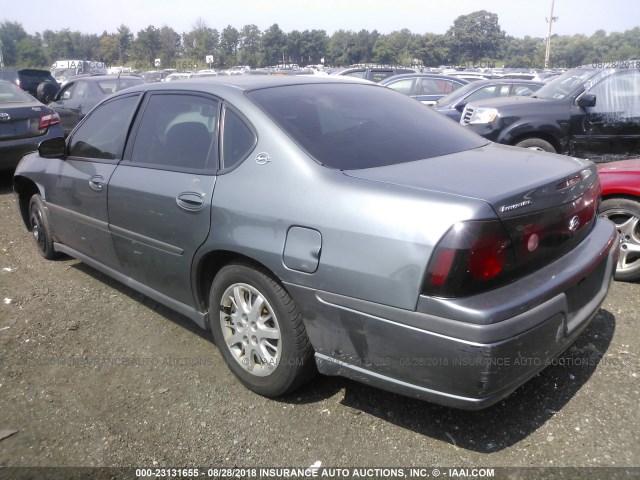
[
  {"left": 0, "top": 103, "right": 51, "bottom": 140},
  {"left": 344, "top": 143, "right": 601, "bottom": 281}
]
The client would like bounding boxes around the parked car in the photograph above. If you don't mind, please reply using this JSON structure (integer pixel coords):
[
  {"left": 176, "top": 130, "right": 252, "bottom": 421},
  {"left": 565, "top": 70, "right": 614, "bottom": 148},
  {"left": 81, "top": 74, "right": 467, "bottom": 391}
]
[
  {"left": 460, "top": 66, "right": 640, "bottom": 161},
  {"left": 49, "top": 75, "right": 146, "bottom": 135},
  {"left": 13, "top": 76, "right": 619, "bottom": 409},
  {"left": 0, "top": 80, "right": 63, "bottom": 171},
  {"left": 436, "top": 79, "right": 543, "bottom": 122},
  {"left": 332, "top": 66, "right": 418, "bottom": 83},
  {"left": 379, "top": 74, "right": 469, "bottom": 105},
  {"left": 0, "top": 68, "right": 59, "bottom": 102},
  {"left": 597, "top": 158, "right": 640, "bottom": 281}
]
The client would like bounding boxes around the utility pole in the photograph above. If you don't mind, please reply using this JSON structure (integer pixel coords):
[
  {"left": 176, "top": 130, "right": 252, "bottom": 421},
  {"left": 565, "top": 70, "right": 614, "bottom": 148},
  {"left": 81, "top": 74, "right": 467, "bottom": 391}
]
[
  {"left": 0, "top": 38, "right": 4, "bottom": 68},
  {"left": 544, "top": 0, "right": 558, "bottom": 69}
]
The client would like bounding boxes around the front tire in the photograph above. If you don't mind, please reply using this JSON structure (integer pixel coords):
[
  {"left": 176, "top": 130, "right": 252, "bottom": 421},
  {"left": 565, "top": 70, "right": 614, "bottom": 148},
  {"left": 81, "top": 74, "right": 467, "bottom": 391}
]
[
  {"left": 599, "top": 197, "right": 640, "bottom": 281},
  {"left": 514, "top": 138, "right": 556, "bottom": 153},
  {"left": 209, "top": 263, "right": 315, "bottom": 396},
  {"left": 29, "top": 194, "right": 59, "bottom": 260}
]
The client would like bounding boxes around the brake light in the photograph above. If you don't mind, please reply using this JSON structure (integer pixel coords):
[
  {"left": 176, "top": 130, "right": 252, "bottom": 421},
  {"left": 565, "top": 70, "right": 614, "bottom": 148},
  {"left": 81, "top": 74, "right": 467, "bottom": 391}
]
[
  {"left": 424, "top": 220, "right": 515, "bottom": 297},
  {"left": 38, "top": 112, "right": 60, "bottom": 130}
]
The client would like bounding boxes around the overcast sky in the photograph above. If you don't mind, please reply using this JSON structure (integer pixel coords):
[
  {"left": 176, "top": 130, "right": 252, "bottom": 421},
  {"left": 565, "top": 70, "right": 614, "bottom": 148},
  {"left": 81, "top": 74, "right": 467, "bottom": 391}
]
[{"left": 3, "top": 0, "right": 639, "bottom": 38}]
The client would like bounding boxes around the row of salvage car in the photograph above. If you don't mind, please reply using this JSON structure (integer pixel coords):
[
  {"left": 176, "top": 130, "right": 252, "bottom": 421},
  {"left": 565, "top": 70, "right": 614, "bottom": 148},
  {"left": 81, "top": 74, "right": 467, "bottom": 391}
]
[{"left": 4, "top": 66, "right": 640, "bottom": 410}]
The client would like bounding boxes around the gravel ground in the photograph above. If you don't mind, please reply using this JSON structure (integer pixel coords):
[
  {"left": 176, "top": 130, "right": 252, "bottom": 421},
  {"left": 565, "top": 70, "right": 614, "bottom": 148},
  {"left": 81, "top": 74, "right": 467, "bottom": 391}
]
[{"left": 0, "top": 172, "right": 638, "bottom": 478}]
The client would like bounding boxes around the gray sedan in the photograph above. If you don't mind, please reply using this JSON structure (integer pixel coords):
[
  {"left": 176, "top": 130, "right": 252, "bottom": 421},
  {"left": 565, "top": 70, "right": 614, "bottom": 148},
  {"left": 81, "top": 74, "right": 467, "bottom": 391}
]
[{"left": 13, "top": 76, "right": 619, "bottom": 409}]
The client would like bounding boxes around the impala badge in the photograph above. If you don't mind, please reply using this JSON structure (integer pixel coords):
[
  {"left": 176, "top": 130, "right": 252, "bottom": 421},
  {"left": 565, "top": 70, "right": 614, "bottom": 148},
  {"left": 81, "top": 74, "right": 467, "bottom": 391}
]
[
  {"left": 0, "top": 113, "right": 10, "bottom": 121},
  {"left": 569, "top": 215, "right": 580, "bottom": 232},
  {"left": 255, "top": 152, "right": 271, "bottom": 165}
]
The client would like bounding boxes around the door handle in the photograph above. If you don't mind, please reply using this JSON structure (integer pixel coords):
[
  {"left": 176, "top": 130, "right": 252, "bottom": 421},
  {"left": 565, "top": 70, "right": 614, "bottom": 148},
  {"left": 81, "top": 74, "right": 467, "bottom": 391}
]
[
  {"left": 176, "top": 192, "right": 205, "bottom": 211},
  {"left": 89, "top": 175, "right": 104, "bottom": 191}
]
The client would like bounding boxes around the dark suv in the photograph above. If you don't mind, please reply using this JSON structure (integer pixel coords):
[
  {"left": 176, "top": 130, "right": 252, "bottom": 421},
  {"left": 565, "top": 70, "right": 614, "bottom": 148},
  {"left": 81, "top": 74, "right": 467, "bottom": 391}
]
[
  {"left": 0, "top": 69, "right": 60, "bottom": 102},
  {"left": 461, "top": 65, "right": 640, "bottom": 162}
]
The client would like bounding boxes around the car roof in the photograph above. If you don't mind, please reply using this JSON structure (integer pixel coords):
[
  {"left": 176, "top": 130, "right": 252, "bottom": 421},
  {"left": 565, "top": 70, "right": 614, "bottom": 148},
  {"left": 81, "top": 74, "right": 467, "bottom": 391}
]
[
  {"left": 65, "top": 74, "right": 142, "bottom": 83},
  {"left": 379, "top": 73, "right": 471, "bottom": 85},
  {"left": 121, "top": 74, "right": 376, "bottom": 95}
]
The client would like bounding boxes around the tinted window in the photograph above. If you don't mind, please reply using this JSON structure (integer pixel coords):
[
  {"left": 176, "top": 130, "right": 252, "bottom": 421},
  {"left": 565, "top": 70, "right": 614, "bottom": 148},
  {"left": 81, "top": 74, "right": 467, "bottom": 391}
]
[
  {"left": 248, "top": 83, "right": 487, "bottom": 169},
  {"left": 68, "top": 94, "right": 140, "bottom": 159},
  {"left": 131, "top": 94, "right": 218, "bottom": 170},
  {"left": 342, "top": 70, "right": 366, "bottom": 79},
  {"left": 96, "top": 78, "right": 145, "bottom": 95},
  {"left": 513, "top": 84, "right": 540, "bottom": 96},
  {"left": 222, "top": 108, "right": 256, "bottom": 169}
]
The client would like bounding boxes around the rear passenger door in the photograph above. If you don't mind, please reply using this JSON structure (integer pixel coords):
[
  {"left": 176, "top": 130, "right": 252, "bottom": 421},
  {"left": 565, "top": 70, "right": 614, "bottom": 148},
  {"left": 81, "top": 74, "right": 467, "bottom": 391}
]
[{"left": 107, "top": 92, "right": 220, "bottom": 308}]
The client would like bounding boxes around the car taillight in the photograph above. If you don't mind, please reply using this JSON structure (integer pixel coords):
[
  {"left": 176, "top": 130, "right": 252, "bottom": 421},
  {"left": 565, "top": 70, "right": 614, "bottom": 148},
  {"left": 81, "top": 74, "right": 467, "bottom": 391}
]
[
  {"left": 38, "top": 112, "right": 60, "bottom": 130},
  {"left": 423, "top": 220, "right": 516, "bottom": 298}
]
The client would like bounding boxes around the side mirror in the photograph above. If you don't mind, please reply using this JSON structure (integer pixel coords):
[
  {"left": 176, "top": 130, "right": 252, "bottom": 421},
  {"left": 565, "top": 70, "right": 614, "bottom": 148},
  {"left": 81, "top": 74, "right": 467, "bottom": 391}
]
[
  {"left": 577, "top": 93, "right": 596, "bottom": 108},
  {"left": 455, "top": 101, "right": 467, "bottom": 112},
  {"left": 38, "top": 137, "right": 67, "bottom": 158}
]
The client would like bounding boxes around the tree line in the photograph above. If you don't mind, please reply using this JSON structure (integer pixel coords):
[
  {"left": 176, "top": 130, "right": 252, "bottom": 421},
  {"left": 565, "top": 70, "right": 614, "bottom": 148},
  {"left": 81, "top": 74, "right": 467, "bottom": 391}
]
[{"left": 1, "top": 11, "right": 639, "bottom": 71}]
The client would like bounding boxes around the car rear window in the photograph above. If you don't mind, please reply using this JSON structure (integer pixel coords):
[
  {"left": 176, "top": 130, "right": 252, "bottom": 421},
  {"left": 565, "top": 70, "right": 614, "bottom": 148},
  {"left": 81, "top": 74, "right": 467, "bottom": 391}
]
[
  {"left": 0, "top": 81, "right": 33, "bottom": 103},
  {"left": 248, "top": 83, "right": 487, "bottom": 169}
]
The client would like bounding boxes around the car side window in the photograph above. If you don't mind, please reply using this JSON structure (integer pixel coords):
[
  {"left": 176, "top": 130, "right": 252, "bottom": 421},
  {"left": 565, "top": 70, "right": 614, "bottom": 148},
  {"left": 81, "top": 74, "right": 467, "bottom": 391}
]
[
  {"left": 221, "top": 107, "right": 256, "bottom": 170},
  {"left": 588, "top": 71, "right": 640, "bottom": 119},
  {"left": 59, "top": 83, "right": 75, "bottom": 100},
  {"left": 343, "top": 70, "right": 366, "bottom": 79},
  {"left": 68, "top": 94, "right": 140, "bottom": 160},
  {"left": 130, "top": 93, "right": 219, "bottom": 171},
  {"left": 513, "top": 84, "right": 537, "bottom": 96},
  {"left": 387, "top": 78, "right": 415, "bottom": 95},
  {"left": 74, "top": 81, "right": 90, "bottom": 100}
]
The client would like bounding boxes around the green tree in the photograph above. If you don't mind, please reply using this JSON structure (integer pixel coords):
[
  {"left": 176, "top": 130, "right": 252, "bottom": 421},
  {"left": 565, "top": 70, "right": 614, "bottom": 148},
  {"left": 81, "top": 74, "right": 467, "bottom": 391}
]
[
  {"left": 261, "top": 24, "right": 287, "bottom": 65},
  {"left": 116, "top": 25, "right": 134, "bottom": 64},
  {"left": 219, "top": 25, "right": 240, "bottom": 66},
  {"left": 239, "top": 25, "right": 261, "bottom": 67},
  {"left": 446, "top": 10, "right": 505, "bottom": 64},
  {"left": 0, "top": 21, "right": 28, "bottom": 66},
  {"left": 183, "top": 19, "right": 218, "bottom": 67},
  {"left": 327, "top": 30, "right": 357, "bottom": 66},
  {"left": 158, "top": 26, "right": 181, "bottom": 67},
  {"left": 16, "top": 36, "right": 46, "bottom": 67},
  {"left": 132, "top": 25, "right": 161, "bottom": 68}
]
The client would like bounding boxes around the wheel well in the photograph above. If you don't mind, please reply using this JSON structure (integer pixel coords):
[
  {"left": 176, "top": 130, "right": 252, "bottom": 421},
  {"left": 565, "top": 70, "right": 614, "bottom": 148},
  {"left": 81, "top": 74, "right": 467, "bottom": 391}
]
[
  {"left": 196, "top": 250, "right": 281, "bottom": 313},
  {"left": 511, "top": 133, "right": 561, "bottom": 152},
  {"left": 12, "top": 176, "right": 40, "bottom": 230},
  {"left": 601, "top": 193, "right": 640, "bottom": 204}
]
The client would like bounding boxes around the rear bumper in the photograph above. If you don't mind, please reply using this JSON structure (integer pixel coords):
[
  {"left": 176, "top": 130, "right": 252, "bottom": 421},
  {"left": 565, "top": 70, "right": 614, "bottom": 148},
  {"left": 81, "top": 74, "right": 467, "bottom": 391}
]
[
  {"left": 0, "top": 128, "right": 61, "bottom": 170},
  {"left": 287, "top": 218, "right": 619, "bottom": 409}
]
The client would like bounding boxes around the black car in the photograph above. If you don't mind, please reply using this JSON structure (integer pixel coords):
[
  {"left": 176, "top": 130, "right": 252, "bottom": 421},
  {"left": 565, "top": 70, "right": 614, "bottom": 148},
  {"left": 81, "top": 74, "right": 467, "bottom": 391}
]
[
  {"left": 0, "top": 80, "right": 63, "bottom": 171},
  {"left": 0, "top": 68, "right": 59, "bottom": 102},
  {"left": 461, "top": 66, "right": 640, "bottom": 162},
  {"left": 49, "top": 75, "right": 146, "bottom": 135},
  {"left": 436, "top": 79, "right": 543, "bottom": 122}
]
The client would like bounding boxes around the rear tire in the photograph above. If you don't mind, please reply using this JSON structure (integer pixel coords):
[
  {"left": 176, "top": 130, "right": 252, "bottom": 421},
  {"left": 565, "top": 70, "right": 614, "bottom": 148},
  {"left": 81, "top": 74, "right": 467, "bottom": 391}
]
[
  {"left": 514, "top": 138, "right": 556, "bottom": 153},
  {"left": 599, "top": 197, "right": 640, "bottom": 282},
  {"left": 209, "top": 262, "right": 315, "bottom": 396},
  {"left": 29, "top": 194, "right": 60, "bottom": 260}
]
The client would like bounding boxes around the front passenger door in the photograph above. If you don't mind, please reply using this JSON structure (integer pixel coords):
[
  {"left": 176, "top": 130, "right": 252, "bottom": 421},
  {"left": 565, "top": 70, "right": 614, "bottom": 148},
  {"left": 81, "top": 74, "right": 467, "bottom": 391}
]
[{"left": 43, "top": 93, "right": 141, "bottom": 269}]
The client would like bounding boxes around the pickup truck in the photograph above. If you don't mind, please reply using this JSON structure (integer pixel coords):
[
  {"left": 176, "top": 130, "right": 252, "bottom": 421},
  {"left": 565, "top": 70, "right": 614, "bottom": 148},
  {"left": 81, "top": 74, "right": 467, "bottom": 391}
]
[{"left": 461, "top": 65, "right": 640, "bottom": 162}]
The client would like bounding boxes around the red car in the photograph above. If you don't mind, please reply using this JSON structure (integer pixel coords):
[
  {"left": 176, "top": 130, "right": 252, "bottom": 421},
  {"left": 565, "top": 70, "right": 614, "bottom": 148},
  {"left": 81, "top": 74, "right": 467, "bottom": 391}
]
[{"left": 598, "top": 159, "right": 640, "bottom": 281}]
